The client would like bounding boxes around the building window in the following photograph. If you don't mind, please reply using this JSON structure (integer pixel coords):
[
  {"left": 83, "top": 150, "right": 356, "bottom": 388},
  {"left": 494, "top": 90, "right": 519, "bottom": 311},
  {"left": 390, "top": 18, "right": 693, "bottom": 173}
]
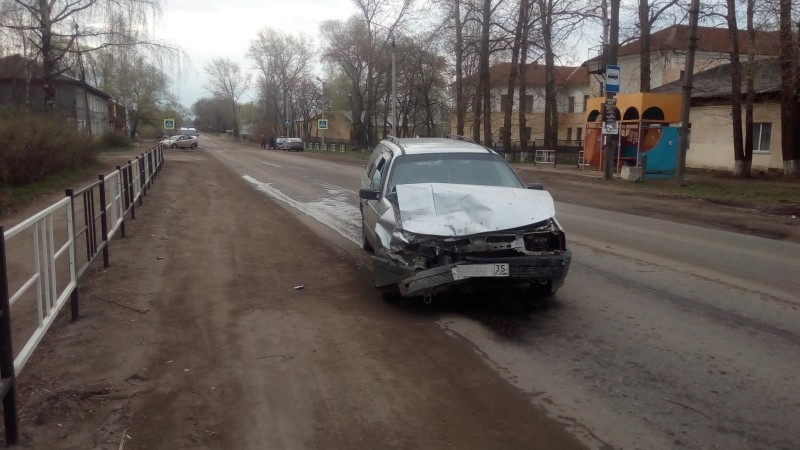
[
  {"left": 583, "top": 95, "right": 589, "bottom": 112},
  {"left": 523, "top": 95, "right": 533, "bottom": 113},
  {"left": 566, "top": 127, "right": 573, "bottom": 141},
  {"left": 500, "top": 95, "right": 511, "bottom": 112},
  {"left": 568, "top": 96, "right": 575, "bottom": 113},
  {"left": 753, "top": 123, "right": 772, "bottom": 152},
  {"left": 576, "top": 127, "right": 583, "bottom": 142}
]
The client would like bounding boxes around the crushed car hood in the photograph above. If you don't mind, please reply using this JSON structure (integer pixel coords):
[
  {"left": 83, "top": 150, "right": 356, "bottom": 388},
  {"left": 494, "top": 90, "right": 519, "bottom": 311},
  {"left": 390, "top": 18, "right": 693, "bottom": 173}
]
[{"left": 393, "top": 183, "right": 556, "bottom": 237}]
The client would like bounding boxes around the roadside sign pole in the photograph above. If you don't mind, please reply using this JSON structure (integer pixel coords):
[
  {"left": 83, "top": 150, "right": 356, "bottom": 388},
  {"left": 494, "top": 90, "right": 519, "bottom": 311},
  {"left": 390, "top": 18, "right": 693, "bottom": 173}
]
[{"left": 603, "top": 0, "right": 620, "bottom": 181}]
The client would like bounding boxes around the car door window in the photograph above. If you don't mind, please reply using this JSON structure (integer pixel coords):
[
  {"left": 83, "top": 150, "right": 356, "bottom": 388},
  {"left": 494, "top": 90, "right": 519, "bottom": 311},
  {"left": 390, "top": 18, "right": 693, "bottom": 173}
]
[{"left": 370, "top": 157, "right": 385, "bottom": 189}]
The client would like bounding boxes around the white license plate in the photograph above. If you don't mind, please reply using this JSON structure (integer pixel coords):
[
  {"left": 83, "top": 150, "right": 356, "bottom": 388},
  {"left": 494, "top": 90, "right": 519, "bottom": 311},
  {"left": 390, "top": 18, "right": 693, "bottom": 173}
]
[{"left": 451, "top": 264, "right": 510, "bottom": 281}]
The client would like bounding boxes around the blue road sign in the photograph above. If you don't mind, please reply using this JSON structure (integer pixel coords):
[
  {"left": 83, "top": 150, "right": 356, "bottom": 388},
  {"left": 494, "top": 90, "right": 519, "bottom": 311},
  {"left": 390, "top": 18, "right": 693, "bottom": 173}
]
[
  {"left": 605, "top": 65, "right": 621, "bottom": 93},
  {"left": 318, "top": 119, "right": 328, "bottom": 130},
  {"left": 284, "top": 119, "right": 290, "bottom": 128}
]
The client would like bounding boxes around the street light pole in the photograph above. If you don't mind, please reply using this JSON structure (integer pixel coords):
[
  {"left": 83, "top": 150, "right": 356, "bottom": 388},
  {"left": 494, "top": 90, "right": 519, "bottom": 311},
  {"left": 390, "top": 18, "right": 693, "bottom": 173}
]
[
  {"left": 391, "top": 32, "right": 396, "bottom": 137},
  {"left": 317, "top": 77, "right": 325, "bottom": 150}
]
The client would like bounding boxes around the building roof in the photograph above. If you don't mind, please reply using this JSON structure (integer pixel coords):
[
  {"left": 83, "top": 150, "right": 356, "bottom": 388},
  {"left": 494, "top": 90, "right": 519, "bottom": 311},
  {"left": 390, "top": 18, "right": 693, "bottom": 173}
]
[
  {"left": 584, "top": 25, "right": 782, "bottom": 67},
  {"left": 489, "top": 63, "right": 589, "bottom": 88},
  {"left": 0, "top": 54, "right": 111, "bottom": 99},
  {"left": 652, "top": 57, "right": 781, "bottom": 100}
]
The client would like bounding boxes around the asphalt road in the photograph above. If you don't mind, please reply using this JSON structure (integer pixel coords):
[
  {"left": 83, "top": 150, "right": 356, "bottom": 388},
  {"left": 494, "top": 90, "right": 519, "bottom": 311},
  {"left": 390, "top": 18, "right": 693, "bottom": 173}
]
[{"left": 204, "top": 135, "right": 800, "bottom": 449}]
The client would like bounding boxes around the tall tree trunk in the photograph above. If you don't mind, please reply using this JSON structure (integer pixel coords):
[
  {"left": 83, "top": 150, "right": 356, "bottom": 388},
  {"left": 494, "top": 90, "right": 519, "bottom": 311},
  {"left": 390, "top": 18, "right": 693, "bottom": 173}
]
[
  {"left": 743, "top": 0, "right": 755, "bottom": 177},
  {"left": 779, "top": 0, "right": 798, "bottom": 175},
  {"left": 455, "top": 0, "right": 466, "bottom": 135},
  {"left": 481, "top": 0, "right": 492, "bottom": 146},
  {"left": 472, "top": 80, "right": 482, "bottom": 142},
  {"left": 518, "top": 0, "right": 530, "bottom": 153},
  {"left": 638, "top": 0, "right": 651, "bottom": 92},
  {"left": 726, "top": 0, "right": 745, "bottom": 178},
  {"left": 503, "top": 8, "right": 524, "bottom": 154},
  {"left": 40, "top": 0, "right": 56, "bottom": 113},
  {"left": 541, "top": 0, "right": 557, "bottom": 148}
]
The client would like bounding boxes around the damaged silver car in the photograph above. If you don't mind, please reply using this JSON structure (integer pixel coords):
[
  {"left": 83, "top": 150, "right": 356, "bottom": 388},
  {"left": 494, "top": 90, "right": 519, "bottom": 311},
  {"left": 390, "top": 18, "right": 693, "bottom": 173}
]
[{"left": 359, "top": 136, "right": 571, "bottom": 299}]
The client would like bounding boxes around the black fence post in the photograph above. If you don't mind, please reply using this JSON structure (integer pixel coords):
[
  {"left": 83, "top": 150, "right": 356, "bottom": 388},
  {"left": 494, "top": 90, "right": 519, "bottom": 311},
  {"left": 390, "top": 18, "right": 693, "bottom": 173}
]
[
  {"left": 66, "top": 189, "right": 79, "bottom": 321},
  {"left": 127, "top": 162, "right": 136, "bottom": 219},
  {"left": 138, "top": 156, "right": 145, "bottom": 204},
  {"left": 117, "top": 166, "right": 127, "bottom": 239},
  {"left": 87, "top": 188, "right": 96, "bottom": 261},
  {"left": 0, "top": 226, "right": 19, "bottom": 446},
  {"left": 98, "top": 175, "right": 109, "bottom": 269}
]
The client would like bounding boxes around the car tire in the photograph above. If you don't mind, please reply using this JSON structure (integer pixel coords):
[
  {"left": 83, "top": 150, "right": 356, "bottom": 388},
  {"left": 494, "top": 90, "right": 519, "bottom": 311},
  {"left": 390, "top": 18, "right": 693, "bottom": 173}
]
[
  {"left": 191, "top": 143, "right": 197, "bottom": 149},
  {"left": 171, "top": 144, "right": 177, "bottom": 149},
  {"left": 530, "top": 280, "right": 557, "bottom": 297}
]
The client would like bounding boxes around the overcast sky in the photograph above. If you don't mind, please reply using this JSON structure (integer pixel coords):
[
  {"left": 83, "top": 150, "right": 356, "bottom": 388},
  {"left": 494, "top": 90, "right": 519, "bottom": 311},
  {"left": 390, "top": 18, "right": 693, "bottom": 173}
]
[{"left": 156, "top": 0, "right": 360, "bottom": 110}]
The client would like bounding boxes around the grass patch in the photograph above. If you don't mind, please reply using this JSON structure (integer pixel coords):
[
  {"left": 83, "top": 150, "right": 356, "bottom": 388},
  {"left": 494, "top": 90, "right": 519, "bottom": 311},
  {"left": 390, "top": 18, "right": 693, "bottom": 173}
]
[
  {"left": 0, "top": 162, "right": 103, "bottom": 216},
  {"left": 626, "top": 178, "right": 800, "bottom": 206}
]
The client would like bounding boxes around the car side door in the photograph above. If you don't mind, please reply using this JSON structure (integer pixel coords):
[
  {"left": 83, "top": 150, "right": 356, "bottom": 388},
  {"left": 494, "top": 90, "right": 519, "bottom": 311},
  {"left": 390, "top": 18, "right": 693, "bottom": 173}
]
[{"left": 361, "top": 148, "right": 392, "bottom": 250}]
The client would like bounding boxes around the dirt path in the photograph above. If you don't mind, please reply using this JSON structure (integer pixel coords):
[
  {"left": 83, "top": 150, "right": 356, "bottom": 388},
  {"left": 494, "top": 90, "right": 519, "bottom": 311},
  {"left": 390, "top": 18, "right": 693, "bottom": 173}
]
[{"left": 8, "top": 149, "right": 583, "bottom": 449}]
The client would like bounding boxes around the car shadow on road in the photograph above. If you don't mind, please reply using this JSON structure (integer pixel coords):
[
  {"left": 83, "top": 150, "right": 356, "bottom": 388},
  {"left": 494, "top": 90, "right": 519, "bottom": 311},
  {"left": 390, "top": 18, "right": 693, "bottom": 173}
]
[{"left": 383, "top": 288, "right": 566, "bottom": 343}]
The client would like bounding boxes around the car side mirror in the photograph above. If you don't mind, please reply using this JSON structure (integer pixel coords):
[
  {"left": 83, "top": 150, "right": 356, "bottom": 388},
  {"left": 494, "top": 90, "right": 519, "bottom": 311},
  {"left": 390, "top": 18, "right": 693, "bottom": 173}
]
[
  {"left": 359, "top": 188, "right": 381, "bottom": 200},
  {"left": 527, "top": 183, "right": 545, "bottom": 190}
]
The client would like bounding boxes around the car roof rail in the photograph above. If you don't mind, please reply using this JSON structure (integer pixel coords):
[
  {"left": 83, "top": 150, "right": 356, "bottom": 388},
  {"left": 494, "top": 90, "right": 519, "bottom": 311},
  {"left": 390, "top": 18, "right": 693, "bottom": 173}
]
[
  {"left": 445, "top": 134, "right": 475, "bottom": 143},
  {"left": 384, "top": 135, "right": 406, "bottom": 155}
]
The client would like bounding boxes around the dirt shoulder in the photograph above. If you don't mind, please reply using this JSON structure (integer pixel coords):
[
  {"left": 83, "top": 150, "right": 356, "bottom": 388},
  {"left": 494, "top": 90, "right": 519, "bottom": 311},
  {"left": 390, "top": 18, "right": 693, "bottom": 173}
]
[{"left": 7, "top": 148, "right": 583, "bottom": 449}]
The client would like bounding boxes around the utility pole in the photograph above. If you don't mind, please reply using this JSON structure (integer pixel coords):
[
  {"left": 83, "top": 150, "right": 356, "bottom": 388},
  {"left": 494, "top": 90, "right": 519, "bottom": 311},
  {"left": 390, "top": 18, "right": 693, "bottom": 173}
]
[
  {"left": 603, "top": 0, "right": 620, "bottom": 180},
  {"left": 676, "top": 0, "right": 700, "bottom": 181},
  {"left": 317, "top": 77, "right": 326, "bottom": 150},
  {"left": 391, "top": 32, "right": 397, "bottom": 137}
]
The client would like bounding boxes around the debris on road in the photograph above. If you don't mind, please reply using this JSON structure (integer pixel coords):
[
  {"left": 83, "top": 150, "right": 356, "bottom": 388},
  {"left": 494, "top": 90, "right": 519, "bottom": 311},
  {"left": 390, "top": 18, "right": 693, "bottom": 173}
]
[{"left": 293, "top": 284, "right": 304, "bottom": 290}]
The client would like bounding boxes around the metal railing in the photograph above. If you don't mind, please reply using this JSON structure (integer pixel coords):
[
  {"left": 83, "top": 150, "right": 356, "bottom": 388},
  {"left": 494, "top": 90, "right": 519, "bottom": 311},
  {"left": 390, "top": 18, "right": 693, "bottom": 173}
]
[{"left": 0, "top": 144, "right": 164, "bottom": 445}]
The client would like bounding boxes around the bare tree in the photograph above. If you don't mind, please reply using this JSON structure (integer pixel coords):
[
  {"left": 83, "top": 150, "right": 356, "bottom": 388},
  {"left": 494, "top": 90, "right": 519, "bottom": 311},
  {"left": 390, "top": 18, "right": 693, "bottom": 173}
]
[
  {"left": 637, "top": 0, "right": 679, "bottom": 92},
  {"left": 0, "top": 0, "right": 176, "bottom": 113},
  {"left": 248, "top": 28, "right": 314, "bottom": 138},
  {"left": 725, "top": 0, "right": 747, "bottom": 177},
  {"left": 743, "top": 0, "right": 755, "bottom": 177},
  {"left": 779, "top": 0, "right": 798, "bottom": 174},
  {"left": 204, "top": 58, "right": 251, "bottom": 138},
  {"left": 503, "top": 1, "right": 524, "bottom": 152}
]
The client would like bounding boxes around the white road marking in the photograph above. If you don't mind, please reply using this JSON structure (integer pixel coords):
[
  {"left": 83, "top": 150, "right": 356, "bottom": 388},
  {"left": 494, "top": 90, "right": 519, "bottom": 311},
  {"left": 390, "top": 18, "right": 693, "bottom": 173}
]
[
  {"left": 261, "top": 161, "right": 283, "bottom": 168},
  {"left": 242, "top": 175, "right": 361, "bottom": 246}
]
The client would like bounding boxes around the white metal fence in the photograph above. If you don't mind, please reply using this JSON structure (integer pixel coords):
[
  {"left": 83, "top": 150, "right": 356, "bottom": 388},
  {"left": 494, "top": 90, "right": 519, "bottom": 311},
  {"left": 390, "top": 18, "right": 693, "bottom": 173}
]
[{"left": 0, "top": 144, "right": 164, "bottom": 445}]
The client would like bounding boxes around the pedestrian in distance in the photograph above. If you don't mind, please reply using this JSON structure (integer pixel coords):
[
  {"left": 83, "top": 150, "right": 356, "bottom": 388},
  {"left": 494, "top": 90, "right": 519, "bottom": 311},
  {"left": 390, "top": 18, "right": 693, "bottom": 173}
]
[
  {"left": 260, "top": 134, "right": 267, "bottom": 150},
  {"left": 269, "top": 136, "right": 276, "bottom": 150}
]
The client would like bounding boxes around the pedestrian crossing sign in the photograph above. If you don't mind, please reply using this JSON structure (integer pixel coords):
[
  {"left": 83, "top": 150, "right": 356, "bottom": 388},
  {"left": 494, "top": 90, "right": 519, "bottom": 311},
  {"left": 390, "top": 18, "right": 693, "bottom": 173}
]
[
  {"left": 318, "top": 119, "right": 328, "bottom": 130},
  {"left": 164, "top": 118, "right": 175, "bottom": 129}
]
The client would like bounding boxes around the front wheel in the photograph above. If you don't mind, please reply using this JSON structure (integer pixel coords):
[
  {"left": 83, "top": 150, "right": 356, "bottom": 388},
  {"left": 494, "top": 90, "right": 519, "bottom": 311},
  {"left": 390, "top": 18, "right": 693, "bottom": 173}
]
[
  {"left": 191, "top": 143, "right": 197, "bottom": 149},
  {"left": 171, "top": 144, "right": 177, "bottom": 149}
]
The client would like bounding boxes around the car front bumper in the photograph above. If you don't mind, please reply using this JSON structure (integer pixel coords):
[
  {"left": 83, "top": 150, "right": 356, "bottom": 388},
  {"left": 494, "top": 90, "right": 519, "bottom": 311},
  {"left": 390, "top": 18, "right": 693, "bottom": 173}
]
[{"left": 373, "top": 251, "right": 572, "bottom": 297}]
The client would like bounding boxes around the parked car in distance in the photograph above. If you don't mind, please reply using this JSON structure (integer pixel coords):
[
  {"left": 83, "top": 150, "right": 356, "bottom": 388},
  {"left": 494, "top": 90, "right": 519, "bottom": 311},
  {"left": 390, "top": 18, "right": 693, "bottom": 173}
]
[
  {"left": 359, "top": 136, "right": 571, "bottom": 299},
  {"left": 160, "top": 134, "right": 198, "bottom": 149},
  {"left": 283, "top": 137, "right": 304, "bottom": 152},
  {"left": 180, "top": 126, "right": 199, "bottom": 137},
  {"left": 274, "top": 137, "right": 288, "bottom": 149}
]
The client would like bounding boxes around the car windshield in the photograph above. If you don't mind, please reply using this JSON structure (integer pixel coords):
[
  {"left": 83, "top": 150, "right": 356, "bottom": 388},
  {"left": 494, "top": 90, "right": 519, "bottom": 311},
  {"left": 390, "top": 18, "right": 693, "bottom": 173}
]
[{"left": 386, "top": 153, "right": 526, "bottom": 193}]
